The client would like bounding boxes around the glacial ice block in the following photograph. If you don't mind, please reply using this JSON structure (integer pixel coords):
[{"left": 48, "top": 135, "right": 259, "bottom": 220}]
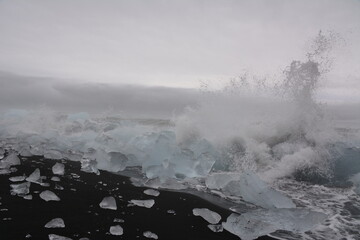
[
  {"left": 144, "top": 189, "right": 160, "bottom": 197},
  {"left": 10, "top": 182, "right": 30, "bottom": 196},
  {"left": 40, "top": 190, "right": 60, "bottom": 202},
  {"left": 109, "top": 225, "right": 123, "bottom": 236},
  {"left": 130, "top": 199, "right": 155, "bottom": 208},
  {"left": 192, "top": 208, "right": 221, "bottom": 224},
  {"left": 205, "top": 172, "right": 241, "bottom": 190},
  {"left": 99, "top": 196, "right": 117, "bottom": 210},
  {"left": 48, "top": 234, "right": 73, "bottom": 240},
  {"left": 52, "top": 163, "right": 65, "bottom": 175},
  {"left": 0, "top": 153, "right": 21, "bottom": 168},
  {"left": 80, "top": 158, "right": 100, "bottom": 175},
  {"left": 26, "top": 168, "right": 41, "bottom": 183},
  {"left": 223, "top": 208, "right": 327, "bottom": 240},
  {"left": 143, "top": 231, "right": 158, "bottom": 239},
  {"left": 45, "top": 218, "right": 65, "bottom": 228}
]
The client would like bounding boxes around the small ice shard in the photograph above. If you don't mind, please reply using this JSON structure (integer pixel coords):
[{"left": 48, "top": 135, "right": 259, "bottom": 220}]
[
  {"left": 208, "top": 224, "right": 223, "bottom": 232},
  {"left": 129, "top": 199, "right": 155, "bottom": 208},
  {"left": 80, "top": 159, "right": 100, "bottom": 175},
  {"left": 51, "top": 176, "right": 61, "bottom": 182},
  {"left": 23, "top": 195, "right": 33, "bottom": 200},
  {"left": 0, "top": 153, "right": 21, "bottom": 167},
  {"left": 143, "top": 231, "right": 158, "bottom": 239},
  {"left": 45, "top": 218, "right": 65, "bottom": 228},
  {"left": 222, "top": 208, "right": 327, "bottom": 240},
  {"left": 40, "top": 190, "right": 60, "bottom": 202},
  {"left": 10, "top": 182, "right": 30, "bottom": 196},
  {"left": 109, "top": 225, "right": 123, "bottom": 236},
  {"left": 114, "top": 218, "right": 125, "bottom": 223},
  {"left": 9, "top": 175, "right": 26, "bottom": 182},
  {"left": 144, "top": 189, "right": 160, "bottom": 197},
  {"left": 192, "top": 208, "right": 221, "bottom": 224},
  {"left": 48, "top": 234, "right": 73, "bottom": 240},
  {"left": 26, "top": 168, "right": 41, "bottom": 183},
  {"left": 25, "top": 234, "right": 32, "bottom": 238},
  {"left": 167, "top": 209, "right": 176, "bottom": 215},
  {"left": 99, "top": 196, "right": 117, "bottom": 210},
  {"left": 52, "top": 163, "right": 65, "bottom": 175}
]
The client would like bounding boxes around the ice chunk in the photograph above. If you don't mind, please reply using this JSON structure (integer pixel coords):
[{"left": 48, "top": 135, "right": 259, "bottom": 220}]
[
  {"left": 223, "top": 172, "right": 295, "bottom": 209},
  {"left": 45, "top": 218, "right": 65, "bottom": 228},
  {"left": 0, "top": 153, "right": 21, "bottom": 168},
  {"left": 109, "top": 225, "right": 123, "bottom": 236},
  {"left": 52, "top": 163, "right": 65, "bottom": 175},
  {"left": 208, "top": 224, "right": 223, "bottom": 232},
  {"left": 350, "top": 173, "right": 360, "bottom": 194},
  {"left": 51, "top": 176, "right": 60, "bottom": 182},
  {"left": 129, "top": 199, "right": 155, "bottom": 208},
  {"left": 223, "top": 208, "right": 327, "bottom": 240},
  {"left": 205, "top": 172, "right": 241, "bottom": 190},
  {"left": 10, "top": 182, "right": 30, "bottom": 196},
  {"left": 143, "top": 231, "right": 158, "bottom": 239},
  {"left": 0, "top": 169, "right": 11, "bottom": 175},
  {"left": 108, "top": 152, "right": 128, "bottom": 172},
  {"left": 9, "top": 175, "right": 26, "bottom": 182},
  {"left": 144, "top": 189, "right": 160, "bottom": 197},
  {"left": 48, "top": 234, "right": 72, "bottom": 240},
  {"left": 99, "top": 196, "right": 117, "bottom": 210},
  {"left": 23, "top": 195, "right": 33, "bottom": 200},
  {"left": 45, "top": 150, "right": 63, "bottom": 160},
  {"left": 40, "top": 190, "right": 60, "bottom": 202},
  {"left": 26, "top": 168, "right": 41, "bottom": 183},
  {"left": 114, "top": 218, "right": 124, "bottom": 223},
  {"left": 81, "top": 158, "right": 100, "bottom": 175},
  {"left": 192, "top": 208, "right": 221, "bottom": 224}
]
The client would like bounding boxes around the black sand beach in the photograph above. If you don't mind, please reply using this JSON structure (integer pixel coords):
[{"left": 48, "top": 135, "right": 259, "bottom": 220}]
[{"left": 0, "top": 155, "right": 276, "bottom": 240}]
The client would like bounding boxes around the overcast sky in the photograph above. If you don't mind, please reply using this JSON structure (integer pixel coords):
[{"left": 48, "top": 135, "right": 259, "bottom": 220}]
[{"left": 0, "top": 0, "right": 359, "bottom": 116}]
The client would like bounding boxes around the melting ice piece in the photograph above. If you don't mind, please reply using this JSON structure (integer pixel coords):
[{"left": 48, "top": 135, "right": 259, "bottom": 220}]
[
  {"left": 10, "top": 182, "right": 30, "bottom": 196},
  {"left": 9, "top": 175, "right": 26, "bottom": 182},
  {"left": 23, "top": 195, "right": 33, "bottom": 200},
  {"left": 109, "top": 225, "right": 123, "bottom": 236},
  {"left": 114, "top": 218, "right": 125, "bottom": 223},
  {"left": 208, "top": 224, "right": 223, "bottom": 232},
  {"left": 45, "top": 150, "right": 63, "bottom": 160},
  {"left": 45, "top": 218, "right": 65, "bottom": 228},
  {"left": 52, "top": 163, "right": 65, "bottom": 175},
  {"left": 129, "top": 199, "right": 155, "bottom": 208},
  {"left": 205, "top": 172, "right": 241, "bottom": 190},
  {"left": 0, "top": 153, "right": 21, "bottom": 168},
  {"left": 143, "top": 231, "right": 158, "bottom": 239},
  {"left": 222, "top": 208, "right": 327, "bottom": 240},
  {"left": 350, "top": 173, "right": 360, "bottom": 194},
  {"left": 80, "top": 158, "right": 100, "bottom": 175},
  {"left": 224, "top": 172, "right": 295, "bottom": 209},
  {"left": 40, "top": 190, "right": 60, "bottom": 202},
  {"left": 48, "top": 234, "right": 73, "bottom": 240},
  {"left": 192, "top": 208, "right": 221, "bottom": 224},
  {"left": 26, "top": 168, "right": 41, "bottom": 183},
  {"left": 99, "top": 196, "right": 117, "bottom": 210},
  {"left": 51, "top": 176, "right": 61, "bottom": 182},
  {"left": 144, "top": 189, "right": 160, "bottom": 197},
  {"left": 108, "top": 152, "right": 128, "bottom": 172}
]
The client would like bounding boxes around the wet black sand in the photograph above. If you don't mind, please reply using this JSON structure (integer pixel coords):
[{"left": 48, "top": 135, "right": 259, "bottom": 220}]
[{"left": 0, "top": 155, "right": 276, "bottom": 240}]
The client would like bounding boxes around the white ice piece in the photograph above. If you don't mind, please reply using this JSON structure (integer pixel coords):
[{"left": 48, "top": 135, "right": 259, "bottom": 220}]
[
  {"left": 10, "top": 182, "right": 30, "bottom": 196},
  {"left": 192, "top": 208, "right": 221, "bottom": 224},
  {"left": 143, "top": 231, "right": 158, "bottom": 239},
  {"left": 222, "top": 208, "right": 327, "bottom": 240},
  {"left": 80, "top": 158, "right": 100, "bottom": 175},
  {"left": 52, "top": 163, "right": 65, "bottom": 175},
  {"left": 109, "top": 225, "right": 123, "bottom": 236},
  {"left": 51, "top": 176, "right": 61, "bottom": 182},
  {"left": 40, "top": 190, "right": 60, "bottom": 202},
  {"left": 208, "top": 224, "right": 223, "bottom": 232},
  {"left": 99, "top": 196, "right": 117, "bottom": 210},
  {"left": 144, "top": 189, "right": 160, "bottom": 197},
  {"left": 23, "top": 195, "right": 33, "bottom": 200},
  {"left": 26, "top": 168, "right": 41, "bottom": 183},
  {"left": 129, "top": 199, "right": 155, "bottom": 208},
  {"left": 45, "top": 218, "right": 65, "bottom": 228},
  {"left": 9, "top": 175, "right": 26, "bottom": 182},
  {"left": 48, "top": 234, "right": 72, "bottom": 240},
  {"left": 0, "top": 153, "right": 21, "bottom": 168}
]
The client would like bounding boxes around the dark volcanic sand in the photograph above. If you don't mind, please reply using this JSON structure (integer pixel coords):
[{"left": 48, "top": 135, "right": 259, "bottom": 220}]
[{"left": 0, "top": 155, "right": 276, "bottom": 240}]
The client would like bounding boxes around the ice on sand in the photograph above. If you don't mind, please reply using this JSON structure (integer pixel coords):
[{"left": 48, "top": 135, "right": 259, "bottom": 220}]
[
  {"left": 205, "top": 172, "right": 241, "bottom": 190},
  {"left": 99, "top": 196, "right": 117, "bottom": 210},
  {"left": 80, "top": 158, "right": 100, "bottom": 175},
  {"left": 143, "top": 231, "right": 158, "bottom": 239},
  {"left": 23, "top": 195, "right": 33, "bottom": 200},
  {"left": 9, "top": 175, "right": 26, "bottom": 182},
  {"left": 26, "top": 168, "right": 41, "bottom": 183},
  {"left": 109, "top": 225, "right": 123, "bottom": 236},
  {"left": 40, "top": 190, "right": 60, "bottom": 202},
  {"left": 0, "top": 153, "right": 21, "bottom": 168},
  {"left": 208, "top": 224, "right": 223, "bottom": 232},
  {"left": 223, "top": 208, "right": 327, "bottom": 240},
  {"left": 48, "top": 234, "right": 72, "bottom": 240},
  {"left": 45, "top": 218, "right": 65, "bottom": 228},
  {"left": 51, "top": 176, "right": 60, "bottom": 182},
  {"left": 144, "top": 189, "right": 160, "bottom": 197},
  {"left": 52, "top": 163, "right": 65, "bottom": 175},
  {"left": 192, "top": 208, "right": 221, "bottom": 224},
  {"left": 130, "top": 199, "right": 155, "bottom": 208},
  {"left": 10, "top": 182, "right": 30, "bottom": 196}
]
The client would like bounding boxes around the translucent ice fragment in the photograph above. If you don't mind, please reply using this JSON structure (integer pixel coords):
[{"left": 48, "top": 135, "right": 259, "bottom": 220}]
[
  {"left": 44, "top": 150, "right": 63, "bottom": 160},
  {"left": 144, "top": 189, "right": 160, "bottom": 197},
  {"left": 208, "top": 224, "right": 223, "bottom": 232},
  {"left": 26, "top": 168, "right": 41, "bottom": 183},
  {"left": 193, "top": 208, "right": 221, "bottom": 224},
  {"left": 99, "top": 196, "right": 117, "bottom": 210},
  {"left": 129, "top": 199, "right": 155, "bottom": 208},
  {"left": 223, "top": 208, "right": 327, "bottom": 240},
  {"left": 51, "top": 176, "right": 60, "bottom": 182},
  {"left": 0, "top": 153, "right": 21, "bottom": 168},
  {"left": 52, "top": 163, "right": 65, "bottom": 175},
  {"left": 10, "top": 182, "right": 30, "bottom": 196},
  {"left": 40, "top": 190, "right": 60, "bottom": 202},
  {"left": 80, "top": 159, "right": 100, "bottom": 175},
  {"left": 48, "top": 234, "right": 72, "bottom": 240},
  {"left": 9, "top": 175, "right": 26, "bottom": 182},
  {"left": 109, "top": 225, "right": 123, "bottom": 236},
  {"left": 45, "top": 218, "right": 65, "bottom": 228},
  {"left": 205, "top": 172, "right": 241, "bottom": 190},
  {"left": 108, "top": 152, "right": 128, "bottom": 172},
  {"left": 23, "top": 195, "right": 33, "bottom": 200},
  {"left": 143, "top": 231, "right": 158, "bottom": 239}
]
